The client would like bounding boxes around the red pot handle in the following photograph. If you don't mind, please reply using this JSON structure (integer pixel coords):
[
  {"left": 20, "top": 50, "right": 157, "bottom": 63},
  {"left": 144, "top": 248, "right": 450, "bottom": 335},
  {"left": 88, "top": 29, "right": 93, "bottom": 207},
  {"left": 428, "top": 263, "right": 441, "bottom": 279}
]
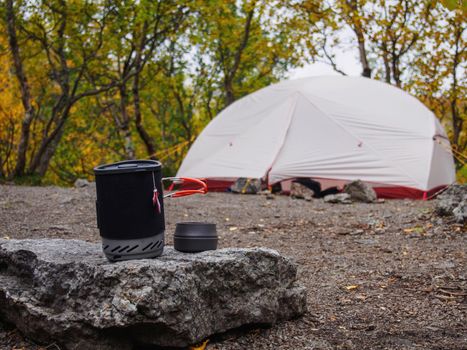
[{"left": 162, "top": 177, "right": 208, "bottom": 198}]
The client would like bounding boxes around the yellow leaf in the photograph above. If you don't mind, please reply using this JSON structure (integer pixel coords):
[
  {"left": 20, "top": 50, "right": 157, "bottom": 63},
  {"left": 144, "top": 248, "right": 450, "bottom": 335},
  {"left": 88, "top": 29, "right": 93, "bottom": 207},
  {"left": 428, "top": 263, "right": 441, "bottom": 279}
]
[
  {"left": 229, "top": 227, "right": 238, "bottom": 231},
  {"left": 345, "top": 285, "right": 358, "bottom": 291},
  {"left": 190, "top": 339, "right": 209, "bottom": 350},
  {"left": 403, "top": 226, "right": 424, "bottom": 234}
]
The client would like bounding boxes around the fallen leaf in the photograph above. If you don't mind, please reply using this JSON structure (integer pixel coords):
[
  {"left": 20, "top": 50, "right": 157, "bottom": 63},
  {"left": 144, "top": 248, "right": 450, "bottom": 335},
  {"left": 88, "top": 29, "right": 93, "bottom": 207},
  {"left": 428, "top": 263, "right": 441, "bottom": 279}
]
[
  {"left": 190, "top": 339, "right": 209, "bottom": 350},
  {"left": 345, "top": 285, "right": 359, "bottom": 291},
  {"left": 403, "top": 226, "right": 424, "bottom": 234},
  {"left": 375, "top": 221, "right": 385, "bottom": 229},
  {"left": 229, "top": 227, "right": 238, "bottom": 231},
  {"left": 3, "top": 236, "right": 10, "bottom": 240}
]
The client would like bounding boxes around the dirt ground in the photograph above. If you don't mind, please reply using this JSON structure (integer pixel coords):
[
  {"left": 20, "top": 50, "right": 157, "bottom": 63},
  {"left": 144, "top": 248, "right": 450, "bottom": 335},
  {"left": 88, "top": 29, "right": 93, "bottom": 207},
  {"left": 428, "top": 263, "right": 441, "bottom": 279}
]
[{"left": 0, "top": 184, "right": 466, "bottom": 350}]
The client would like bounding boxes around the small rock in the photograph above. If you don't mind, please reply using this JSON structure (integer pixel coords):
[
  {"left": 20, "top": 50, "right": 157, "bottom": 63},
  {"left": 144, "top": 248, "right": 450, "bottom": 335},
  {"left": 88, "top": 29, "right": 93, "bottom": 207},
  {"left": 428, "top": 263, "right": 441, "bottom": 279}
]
[
  {"left": 230, "top": 178, "right": 262, "bottom": 194},
  {"left": 305, "top": 339, "right": 334, "bottom": 350},
  {"left": 452, "top": 200, "right": 466, "bottom": 223},
  {"left": 433, "top": 261, "right": 455, "bottom": 269},
  {"left": 49, "top": 224, "right": 72, "bottom": 231},
  {"left": 324, "top": 193, "right": 352, "bottom": 204},
  {"left": 58, "top": 196, "right": 74, "bottom": 204},
  {"left": 266, "top": 193, "right": 275, "bottom": 200},
  {"left": 435, "top": 184, "right": 466, "bottom": 223},
  {"left": 344, "top": 180, "right": 377, "bottom": 203},
  {"left": 290, "top": 182, "right": 315, "bottom": 201},
  {"left": 74, "top": 178, "right": 90, "bottom": 188},
  {"left": 356, "top": 238, "right": 378, "bottom": 245}
]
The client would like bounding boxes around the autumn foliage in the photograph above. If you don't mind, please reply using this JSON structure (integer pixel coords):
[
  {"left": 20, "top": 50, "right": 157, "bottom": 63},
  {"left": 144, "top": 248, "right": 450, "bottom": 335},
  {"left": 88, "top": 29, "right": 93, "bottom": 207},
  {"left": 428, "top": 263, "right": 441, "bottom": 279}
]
[{"left": 0, "top": 0, "right": 465, "bottom": 185}]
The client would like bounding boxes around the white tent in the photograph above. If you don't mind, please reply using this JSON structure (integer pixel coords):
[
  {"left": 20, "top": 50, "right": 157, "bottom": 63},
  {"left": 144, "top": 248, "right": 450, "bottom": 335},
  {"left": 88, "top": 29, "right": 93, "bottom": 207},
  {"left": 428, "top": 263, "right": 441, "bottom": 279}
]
[{"left": 177, "top": 76, "right": 455, "bottom": 198}]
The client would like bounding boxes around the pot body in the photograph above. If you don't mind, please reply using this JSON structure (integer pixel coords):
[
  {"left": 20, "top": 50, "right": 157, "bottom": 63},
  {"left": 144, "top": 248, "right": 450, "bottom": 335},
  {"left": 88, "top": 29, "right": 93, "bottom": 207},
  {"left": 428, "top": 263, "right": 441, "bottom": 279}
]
[{"left": 94, "top": 160, "right": 164, "bottom": 261}]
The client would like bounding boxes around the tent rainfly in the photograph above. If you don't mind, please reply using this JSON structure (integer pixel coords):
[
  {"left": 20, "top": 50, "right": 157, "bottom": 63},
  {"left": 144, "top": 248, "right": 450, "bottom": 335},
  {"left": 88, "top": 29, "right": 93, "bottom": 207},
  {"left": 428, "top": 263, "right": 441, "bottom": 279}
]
[{"left": 177, "top": 76, "right": 456, "bottom": 199}]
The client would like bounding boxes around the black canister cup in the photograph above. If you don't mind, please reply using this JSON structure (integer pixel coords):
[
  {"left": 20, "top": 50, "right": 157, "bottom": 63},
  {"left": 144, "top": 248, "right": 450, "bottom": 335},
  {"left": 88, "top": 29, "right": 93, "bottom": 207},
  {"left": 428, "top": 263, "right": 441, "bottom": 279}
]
[{"left": 174, "top": 222, "right": 217, "bottom": 253}]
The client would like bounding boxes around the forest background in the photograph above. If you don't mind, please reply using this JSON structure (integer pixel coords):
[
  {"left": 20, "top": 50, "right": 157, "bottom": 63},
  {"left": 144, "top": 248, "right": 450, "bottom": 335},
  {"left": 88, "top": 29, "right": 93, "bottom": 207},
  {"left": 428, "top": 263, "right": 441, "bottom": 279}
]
[{"left": 0, "top": 0, "right": 465, "bottom": 186}]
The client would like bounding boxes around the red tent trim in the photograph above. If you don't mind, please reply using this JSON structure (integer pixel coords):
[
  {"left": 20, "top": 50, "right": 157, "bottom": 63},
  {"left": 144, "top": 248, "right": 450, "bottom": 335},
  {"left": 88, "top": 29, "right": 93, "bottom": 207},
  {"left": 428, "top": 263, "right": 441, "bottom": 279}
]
[{"left": 173, "top": 177, "right": 448, "bottom": 200}]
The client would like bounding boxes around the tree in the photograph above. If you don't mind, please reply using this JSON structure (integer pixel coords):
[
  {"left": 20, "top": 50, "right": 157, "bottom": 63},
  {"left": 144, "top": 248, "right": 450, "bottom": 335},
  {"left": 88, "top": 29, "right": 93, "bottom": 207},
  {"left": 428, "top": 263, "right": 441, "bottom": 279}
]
[
  {"left": 4, "top": 0, "right": 35, "bottom": 177},
  {"left": 0, "top": 35, "right": 22, "bottom": 178},
  {"left": 90, "top": 0, "right": 189, "bottom": 160},
  {"left": 3, "top": 0, "right": 116, "bottom": 177},
  {"left": 288, "top": 1, "right": 344, "bottom": 75},
  {"left": 335, "top": 0, "right": 372, "bottom": 77},
  {"left": 321, "top": 0, "right": 432, "bottom": 81},
  {"left": 193, "top": 0, "right": 304, "bottom": 108},
  {"left": 407, "top": 3, "right": 466, "bottom": 158},
  {"left": 367, "top": 0, "right": 433, "bottom": 87}
]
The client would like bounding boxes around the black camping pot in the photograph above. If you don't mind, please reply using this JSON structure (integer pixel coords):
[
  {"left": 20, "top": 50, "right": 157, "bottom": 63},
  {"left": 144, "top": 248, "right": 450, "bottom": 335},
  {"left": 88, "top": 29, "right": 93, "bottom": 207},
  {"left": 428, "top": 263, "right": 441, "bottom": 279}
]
[{"left": 94, "top": 160, "right": 207, "bottom": 261}]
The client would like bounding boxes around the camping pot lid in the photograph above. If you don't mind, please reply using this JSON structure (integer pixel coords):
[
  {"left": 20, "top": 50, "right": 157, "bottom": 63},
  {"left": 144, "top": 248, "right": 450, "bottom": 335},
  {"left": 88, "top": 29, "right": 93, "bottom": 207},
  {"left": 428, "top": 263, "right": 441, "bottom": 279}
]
[
  {"left": 174, "top": 222, "right": 217, "bottom": 238},
  {"left": 94, "top": 160, "right": 161, "bottom": 175}
]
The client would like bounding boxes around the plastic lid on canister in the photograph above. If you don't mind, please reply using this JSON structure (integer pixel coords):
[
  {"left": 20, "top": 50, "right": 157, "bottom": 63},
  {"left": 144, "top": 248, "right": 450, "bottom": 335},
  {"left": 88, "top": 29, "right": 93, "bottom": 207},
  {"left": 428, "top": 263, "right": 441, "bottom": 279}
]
[{"left": 93, "top": 160, "right": 161, "bottom": 175}]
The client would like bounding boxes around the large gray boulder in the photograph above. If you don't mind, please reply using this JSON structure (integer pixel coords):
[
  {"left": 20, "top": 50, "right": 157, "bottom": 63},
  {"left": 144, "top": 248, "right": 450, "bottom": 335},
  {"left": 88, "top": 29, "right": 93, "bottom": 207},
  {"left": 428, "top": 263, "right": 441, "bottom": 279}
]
[
  {"left": 0, "top": 239, "right": 306, "bottom": 349},
  {"left": 435, "top": 184, "right": 466, "bottom": 223},
  {"left": 344, "top": 180, "right": 377, "bottom": 203}
]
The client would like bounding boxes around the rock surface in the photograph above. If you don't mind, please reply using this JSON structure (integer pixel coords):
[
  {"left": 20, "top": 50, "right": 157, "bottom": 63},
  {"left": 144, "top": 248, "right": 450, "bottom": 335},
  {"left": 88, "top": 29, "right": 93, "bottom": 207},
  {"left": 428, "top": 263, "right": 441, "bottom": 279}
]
[
  {"left": 323, "top": 193, "right": 352, "bottom": 204},
  {"left": 435, "top": 184, "right": 466, "bottom": 223},
  {"left": 0, "top": 239, "right": 306, "bottom": 350},
  {"left": 343, "top": 180, "right": 377, "bottom": 203},
  {"left": 230, "top": 178, "right": 262, "bottom": 194}
]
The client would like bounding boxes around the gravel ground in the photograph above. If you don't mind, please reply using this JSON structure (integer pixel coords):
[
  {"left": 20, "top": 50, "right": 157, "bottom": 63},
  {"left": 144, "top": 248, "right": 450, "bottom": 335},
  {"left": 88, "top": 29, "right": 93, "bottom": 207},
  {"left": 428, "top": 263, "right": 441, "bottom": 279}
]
[{"left": 0, "top": 184, "right": 466, "bottom": 350}]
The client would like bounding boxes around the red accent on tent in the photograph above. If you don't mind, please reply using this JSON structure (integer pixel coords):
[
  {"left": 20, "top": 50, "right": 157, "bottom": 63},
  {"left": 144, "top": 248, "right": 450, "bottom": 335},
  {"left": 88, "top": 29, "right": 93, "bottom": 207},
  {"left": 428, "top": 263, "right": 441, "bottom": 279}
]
[
  {"left": 204, "top": 179, "right": 234, "bottom": 192},
  {"left": 373, "top": 185, "right": 446, "bottom": 200},
  {"left": 173, "top": 177, "right": 449, "bottom": 200}
]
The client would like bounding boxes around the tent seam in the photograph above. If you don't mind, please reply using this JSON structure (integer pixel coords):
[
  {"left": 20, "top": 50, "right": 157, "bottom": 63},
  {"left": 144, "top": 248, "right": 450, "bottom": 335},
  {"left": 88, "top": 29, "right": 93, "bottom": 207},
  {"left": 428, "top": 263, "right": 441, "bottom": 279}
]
[{"left": 266, "top": 93, "right": 299, "bottom": 183}]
